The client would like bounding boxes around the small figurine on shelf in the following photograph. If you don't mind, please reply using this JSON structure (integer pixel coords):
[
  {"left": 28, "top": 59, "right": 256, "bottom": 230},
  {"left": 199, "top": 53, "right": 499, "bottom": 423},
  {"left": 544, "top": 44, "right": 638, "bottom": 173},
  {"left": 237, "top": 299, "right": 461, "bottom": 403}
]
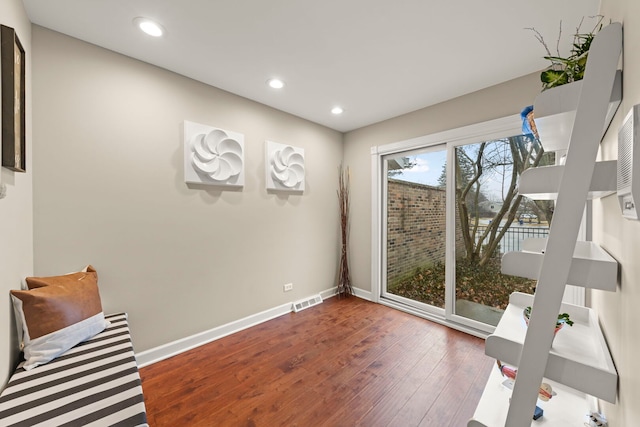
[
  {"left": 520, "top": 105, "right": 539, "bottom": 140},
  {"left": 496, "top": 360, "right": 556, "bottom": 402},
  {"left": 497, "top": 360, "right": 555, "bottom": 421}
]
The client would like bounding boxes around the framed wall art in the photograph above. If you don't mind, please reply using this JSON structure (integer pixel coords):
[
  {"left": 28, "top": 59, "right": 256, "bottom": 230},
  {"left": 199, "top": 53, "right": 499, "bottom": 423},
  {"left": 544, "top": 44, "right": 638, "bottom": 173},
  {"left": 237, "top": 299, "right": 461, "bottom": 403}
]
[
  {"left": 184, "top": 120, "right": 245, "bottom": 188},
  {"left": 1, "top": 25, "right": 26, "bottom": 172},
  {"left": 265, "top": 140, "right": 305, "bottom": 192}
]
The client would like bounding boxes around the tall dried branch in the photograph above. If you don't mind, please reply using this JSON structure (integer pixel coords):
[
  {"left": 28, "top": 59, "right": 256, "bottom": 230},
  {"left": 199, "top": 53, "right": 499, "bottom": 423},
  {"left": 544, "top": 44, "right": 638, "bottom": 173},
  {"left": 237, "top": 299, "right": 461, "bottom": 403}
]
[{"left": 336, "top": 165, "right": 354, "bottom": 298}]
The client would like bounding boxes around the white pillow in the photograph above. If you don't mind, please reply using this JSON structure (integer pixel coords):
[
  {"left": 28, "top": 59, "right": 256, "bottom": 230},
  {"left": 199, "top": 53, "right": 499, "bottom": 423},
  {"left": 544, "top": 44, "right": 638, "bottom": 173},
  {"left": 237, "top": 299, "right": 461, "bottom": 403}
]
[{"left": 10, "top": 266, "right": 109, "bottom": 370}]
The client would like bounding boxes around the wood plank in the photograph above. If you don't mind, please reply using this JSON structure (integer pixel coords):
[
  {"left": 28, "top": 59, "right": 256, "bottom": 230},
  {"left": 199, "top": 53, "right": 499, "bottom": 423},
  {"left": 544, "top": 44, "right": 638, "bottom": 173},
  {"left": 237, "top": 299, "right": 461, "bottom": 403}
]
[
  {"left": 446, "top": 355, "right": 494, "bottom": 427},
  {"left": 140, "top": 296, "right": 490, "bottom": 426},
  {"left": 318, "top": 318, "right": 441, "bottom": 425},
  {"left": 356, "top": 328, "right": 469, "bottom": 426}
]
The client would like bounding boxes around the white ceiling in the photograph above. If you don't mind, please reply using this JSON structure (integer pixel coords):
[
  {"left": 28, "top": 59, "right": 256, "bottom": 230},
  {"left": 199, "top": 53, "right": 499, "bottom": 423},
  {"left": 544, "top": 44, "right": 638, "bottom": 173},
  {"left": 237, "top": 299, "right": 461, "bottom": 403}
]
[{"left": 23, "top": 0, "right": 601, "bottom": 132}]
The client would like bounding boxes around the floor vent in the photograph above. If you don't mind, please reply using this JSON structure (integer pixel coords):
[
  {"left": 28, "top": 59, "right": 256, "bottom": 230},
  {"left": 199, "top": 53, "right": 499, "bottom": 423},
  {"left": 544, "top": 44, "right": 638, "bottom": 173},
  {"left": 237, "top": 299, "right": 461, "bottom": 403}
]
[{"left": 292, "top": 294, "right": 323, "bottom": 313}]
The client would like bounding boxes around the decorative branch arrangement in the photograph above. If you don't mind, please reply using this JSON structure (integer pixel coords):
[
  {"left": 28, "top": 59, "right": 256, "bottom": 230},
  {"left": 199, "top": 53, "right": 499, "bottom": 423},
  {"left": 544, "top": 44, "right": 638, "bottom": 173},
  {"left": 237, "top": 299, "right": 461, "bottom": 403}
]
[{"left": 336, "top": 165, "right": 354, "bottom": 298}]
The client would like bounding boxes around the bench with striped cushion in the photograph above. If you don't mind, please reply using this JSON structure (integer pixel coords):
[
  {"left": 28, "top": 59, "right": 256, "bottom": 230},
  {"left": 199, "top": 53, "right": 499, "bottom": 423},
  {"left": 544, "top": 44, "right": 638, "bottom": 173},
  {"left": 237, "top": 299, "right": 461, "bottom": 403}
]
[{"left": 0, "top": 313, "right": 148, "bottom": 427}]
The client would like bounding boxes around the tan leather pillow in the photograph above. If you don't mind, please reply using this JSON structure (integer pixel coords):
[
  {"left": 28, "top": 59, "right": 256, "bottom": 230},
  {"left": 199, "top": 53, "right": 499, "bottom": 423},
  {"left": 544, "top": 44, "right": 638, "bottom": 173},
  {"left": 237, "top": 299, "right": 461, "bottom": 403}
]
[
  {"left": 11, "top": 280, "right": 103, "bottom": 339},
  {"left": 25, "top": 265, "right": 97, "bottom": 289},
  {"left": 10, "top": 266, "right": 109, "bottom": 370}
]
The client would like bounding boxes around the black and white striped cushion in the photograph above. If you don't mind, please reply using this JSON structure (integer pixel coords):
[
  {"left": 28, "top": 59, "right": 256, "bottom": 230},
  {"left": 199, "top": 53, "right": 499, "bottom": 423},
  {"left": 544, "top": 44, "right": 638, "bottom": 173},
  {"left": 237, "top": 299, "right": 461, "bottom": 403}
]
[{"left": 0, "top": 313, "right": 148, "bottom": 427}]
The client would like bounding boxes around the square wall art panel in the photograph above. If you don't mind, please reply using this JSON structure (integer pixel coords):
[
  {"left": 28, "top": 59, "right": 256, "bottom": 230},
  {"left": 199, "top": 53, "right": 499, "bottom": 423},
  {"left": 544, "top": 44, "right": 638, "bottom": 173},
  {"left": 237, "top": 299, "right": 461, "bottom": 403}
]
[
  {"left": 184, "top": 121, "right": 244, "bottom": 187},
  {"left": 265, "top": 140, "right": 305, "bottom": 192}
]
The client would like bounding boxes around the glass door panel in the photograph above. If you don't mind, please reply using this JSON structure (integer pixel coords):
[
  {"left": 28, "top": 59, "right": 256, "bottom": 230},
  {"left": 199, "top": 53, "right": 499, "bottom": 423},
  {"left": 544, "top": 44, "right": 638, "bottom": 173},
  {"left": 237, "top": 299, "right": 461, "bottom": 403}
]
[
  {"left": 452, "top": 135, "right": 549, "bottom": 326},
  {"left": 383, "top": 147, "right": 447, "bottom": 313}
]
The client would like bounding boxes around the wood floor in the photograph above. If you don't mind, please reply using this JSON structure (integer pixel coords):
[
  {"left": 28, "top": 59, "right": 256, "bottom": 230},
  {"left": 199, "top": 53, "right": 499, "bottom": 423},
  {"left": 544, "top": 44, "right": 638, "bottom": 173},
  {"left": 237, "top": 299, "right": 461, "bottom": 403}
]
[{"left": 139, "top": 296, "right": 493, "bottom": 426}]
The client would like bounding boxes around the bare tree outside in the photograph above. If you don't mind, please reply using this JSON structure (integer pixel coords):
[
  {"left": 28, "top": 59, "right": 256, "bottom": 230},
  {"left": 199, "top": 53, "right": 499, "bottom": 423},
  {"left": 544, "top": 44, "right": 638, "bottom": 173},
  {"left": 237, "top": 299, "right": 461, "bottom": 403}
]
[
  {"left": 453, "top": 134, "right": 552, "bottom": 267},
  {"left": 386, "top": 132, "right": 554, "bottom": 321}
]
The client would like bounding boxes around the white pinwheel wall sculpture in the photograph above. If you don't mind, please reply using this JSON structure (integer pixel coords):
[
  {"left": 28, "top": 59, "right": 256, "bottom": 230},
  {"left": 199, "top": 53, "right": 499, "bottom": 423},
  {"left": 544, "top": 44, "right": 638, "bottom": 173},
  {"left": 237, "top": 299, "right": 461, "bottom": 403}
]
[
  {"left": 266, "top": 140, "right": 305, "bottom": 192},
  {"left": 184, "top": 121, "right": 244, "bottom": 187}
]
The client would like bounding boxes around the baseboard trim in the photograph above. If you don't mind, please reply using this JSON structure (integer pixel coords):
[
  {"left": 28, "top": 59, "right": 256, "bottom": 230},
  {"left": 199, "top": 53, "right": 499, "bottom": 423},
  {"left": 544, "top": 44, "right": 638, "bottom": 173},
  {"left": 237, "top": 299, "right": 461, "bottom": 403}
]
[
  {"left": 137, "top": 288, "right": 371, "bottom": 368},
  {"left": 321, "top": 286, "right": 372, "bottom": 301},
  {"left": 136, "top": 300, "right": 294, "bottom": 367},
  {"left": 352, "top": 287, "right": 373, "bottom": 301}
]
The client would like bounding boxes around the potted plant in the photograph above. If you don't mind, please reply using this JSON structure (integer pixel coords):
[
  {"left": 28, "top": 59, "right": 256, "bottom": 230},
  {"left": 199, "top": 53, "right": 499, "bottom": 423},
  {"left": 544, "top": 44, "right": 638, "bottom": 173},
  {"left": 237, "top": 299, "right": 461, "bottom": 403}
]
[
  {"left": 523, "top": 306, "right": 574, "bottom": 335},
  {"left": 527, "top": 15, "right": 605, "bottom": 91},
  {"left": 521, "top": 16, "right": 606, "bottom": 139}
]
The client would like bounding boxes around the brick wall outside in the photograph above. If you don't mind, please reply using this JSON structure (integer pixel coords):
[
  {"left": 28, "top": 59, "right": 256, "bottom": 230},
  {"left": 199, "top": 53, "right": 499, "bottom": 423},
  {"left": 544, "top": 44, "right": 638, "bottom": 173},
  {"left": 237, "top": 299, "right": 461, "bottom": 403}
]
[{"left": 387, "top": 179, "right": 464, "bottom": 284}]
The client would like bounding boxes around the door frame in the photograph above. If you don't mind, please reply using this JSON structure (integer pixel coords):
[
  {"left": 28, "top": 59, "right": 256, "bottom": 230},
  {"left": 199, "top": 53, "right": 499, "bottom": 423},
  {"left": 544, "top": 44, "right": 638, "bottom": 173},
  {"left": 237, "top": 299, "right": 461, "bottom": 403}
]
[
  {"left": 371, "top": 114, "right": 585, "bottom": 338},
  {"left": 380, "top": 144, "right": 448, "bottom": 319}
]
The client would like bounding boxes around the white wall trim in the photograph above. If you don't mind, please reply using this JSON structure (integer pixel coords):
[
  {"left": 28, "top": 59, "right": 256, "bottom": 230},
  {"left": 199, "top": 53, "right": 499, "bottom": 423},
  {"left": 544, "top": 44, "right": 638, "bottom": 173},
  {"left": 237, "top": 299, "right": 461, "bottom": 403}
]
[
  {"left": 319, "top": 287, "right": 338, "bottom": 300},
  {"left": 135, "top": 301, "right": 293, "bottom": 367},
  {"left": 373, "top": 114, "right": 521, "bottom": 156},
  {"left": 352, "top": 286, "right": 373, "bottom": 301},
  {"left": 136, "top": 288, "right": 370, "bottom": 367},
  {"left": 318, "top": 286, "right": 371, "bottom": 300},
  {"left": 370, "top": 146, "right": 382, "bottom": 304}
]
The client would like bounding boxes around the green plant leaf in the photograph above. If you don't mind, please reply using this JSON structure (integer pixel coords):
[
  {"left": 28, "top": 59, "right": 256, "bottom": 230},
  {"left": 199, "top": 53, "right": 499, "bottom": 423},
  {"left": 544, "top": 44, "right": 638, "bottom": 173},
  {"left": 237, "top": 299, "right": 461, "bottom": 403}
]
[
  {"left": 543, "top": 56, "right": 574, "bottom": 64},
  {"left": 524, "top": 306, "right": 574, "bottom": 327},
  {"left": 541, "top": 69, "right": 569, "bottom": 89},
  {"left": 532, "top": 17, "right": 603, "bottom": 89}
]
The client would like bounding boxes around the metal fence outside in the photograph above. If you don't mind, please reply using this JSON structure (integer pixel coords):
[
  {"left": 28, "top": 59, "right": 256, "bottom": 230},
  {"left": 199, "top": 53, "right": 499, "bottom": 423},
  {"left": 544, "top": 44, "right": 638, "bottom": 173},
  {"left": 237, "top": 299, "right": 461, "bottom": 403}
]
[{"left": 474, "top": 224, "right": 550, "bottom": 255}]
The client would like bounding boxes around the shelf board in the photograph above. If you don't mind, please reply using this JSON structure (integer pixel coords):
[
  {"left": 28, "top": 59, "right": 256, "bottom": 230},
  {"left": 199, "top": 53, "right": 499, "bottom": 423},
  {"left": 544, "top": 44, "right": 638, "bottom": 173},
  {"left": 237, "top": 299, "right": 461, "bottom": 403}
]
[
  {"left": 468, "top": 364, "right": 588, "bottom": 426},
  {"left": 501, "top": 239, "right": 618, "bottom": 292},
  {"left": 518, "top": 160, "right": 617, "bottom": 200},
  {"left": 533, "top": 70, "right": 622, "bottom": 152},
  {"left": 484, "top": 292, "right": 617, "bottom": 403}
]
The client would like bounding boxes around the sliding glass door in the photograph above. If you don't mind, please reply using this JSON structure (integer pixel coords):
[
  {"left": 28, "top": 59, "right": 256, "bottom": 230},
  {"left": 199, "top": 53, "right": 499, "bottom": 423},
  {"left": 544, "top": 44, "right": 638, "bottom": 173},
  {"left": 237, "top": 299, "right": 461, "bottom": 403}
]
[
  {"left": 376, "top": 116, "right": 545, "bottom": 333},
  {"left": 452, "top": 136, "right": 549, "bottom": 327},
  {"left": 383, "top": 146, "right": 448, "bottom": 316}
]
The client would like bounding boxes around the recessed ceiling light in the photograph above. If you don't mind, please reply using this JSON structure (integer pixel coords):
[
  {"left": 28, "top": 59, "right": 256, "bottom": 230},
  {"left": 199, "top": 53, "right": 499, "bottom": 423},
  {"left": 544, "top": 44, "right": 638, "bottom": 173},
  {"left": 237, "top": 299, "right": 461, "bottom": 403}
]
[
  {"left": 267, "top": 78, "right": 285, "bottom": 89},
  {"left": 331, "top": 106, "right": 344, "bottom": 115},
  {"left": 134, "top": 17, "right": 164, "bottom": 37}
]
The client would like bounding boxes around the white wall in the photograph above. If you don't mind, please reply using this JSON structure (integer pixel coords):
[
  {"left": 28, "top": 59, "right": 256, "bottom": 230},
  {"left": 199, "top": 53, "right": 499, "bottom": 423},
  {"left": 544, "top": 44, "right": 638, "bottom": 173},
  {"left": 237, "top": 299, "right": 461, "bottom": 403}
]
[
  {"left": 31, "top": 27, "right": 343, "bottom": 354},
  {"left": 0, "top": 0, "right": 33, "bottom": 386},
  {"left": 591, "top": 0, "right": 640, "bottom": 424},
  {"left": 343, "top": 73, "right": 541, "bottom": 293}
]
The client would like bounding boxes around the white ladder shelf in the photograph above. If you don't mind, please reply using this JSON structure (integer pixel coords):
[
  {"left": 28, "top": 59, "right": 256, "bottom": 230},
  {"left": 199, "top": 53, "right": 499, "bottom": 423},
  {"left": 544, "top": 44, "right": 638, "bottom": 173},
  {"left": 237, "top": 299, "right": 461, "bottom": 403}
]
[{"left": 469, "top": 22, "right": 622, "bottom": 426}]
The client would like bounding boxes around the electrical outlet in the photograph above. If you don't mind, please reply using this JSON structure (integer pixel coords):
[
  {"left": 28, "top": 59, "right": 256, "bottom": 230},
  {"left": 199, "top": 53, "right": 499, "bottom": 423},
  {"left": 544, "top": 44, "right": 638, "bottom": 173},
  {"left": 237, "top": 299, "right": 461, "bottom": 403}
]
[{"left": 283, "top": 283, "right": 293, "bottom": 292}]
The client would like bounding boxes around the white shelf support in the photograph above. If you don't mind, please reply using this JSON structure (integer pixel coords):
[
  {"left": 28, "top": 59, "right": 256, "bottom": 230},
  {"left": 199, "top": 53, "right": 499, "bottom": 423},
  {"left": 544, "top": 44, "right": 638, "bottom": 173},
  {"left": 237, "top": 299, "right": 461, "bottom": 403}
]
[
  {"left": 504, "top": 22, "right": 623, "bottom": 426},
  {"left": 534, "top": 70, "right": 622, "bottom": 152},
  {"left": 485, "top": 293, "right": 617, "bottom": 403},
  {"left": 501, "top": 239, "right": 618, "bottom": 291},
  {"left": 517, "top": 160, "right": 617, "bottom": 200}
]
